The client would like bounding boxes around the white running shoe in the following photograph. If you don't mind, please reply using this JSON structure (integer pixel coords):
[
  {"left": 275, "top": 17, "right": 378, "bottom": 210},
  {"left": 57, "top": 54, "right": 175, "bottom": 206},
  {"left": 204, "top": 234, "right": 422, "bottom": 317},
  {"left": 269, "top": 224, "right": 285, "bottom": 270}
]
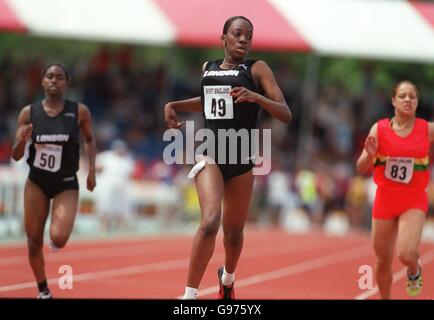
[
  {"left": 37, "top": 291, "right": 52, "bottom": 299},
  {"left": 407, "top": 263, "right": 423, "bottom": 297}
]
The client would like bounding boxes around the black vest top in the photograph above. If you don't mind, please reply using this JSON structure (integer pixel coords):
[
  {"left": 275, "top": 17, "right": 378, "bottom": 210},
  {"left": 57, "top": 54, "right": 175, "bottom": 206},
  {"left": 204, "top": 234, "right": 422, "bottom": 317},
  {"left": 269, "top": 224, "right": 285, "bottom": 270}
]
[
  {"left": 27, "top": 100, "right": 80, "bottom": 179},
  {"left": 200, "top": 59, "right": 262, "bottom": 164},
  {"left": 201, "top": 59, "right": 261, "bottom": 132}
]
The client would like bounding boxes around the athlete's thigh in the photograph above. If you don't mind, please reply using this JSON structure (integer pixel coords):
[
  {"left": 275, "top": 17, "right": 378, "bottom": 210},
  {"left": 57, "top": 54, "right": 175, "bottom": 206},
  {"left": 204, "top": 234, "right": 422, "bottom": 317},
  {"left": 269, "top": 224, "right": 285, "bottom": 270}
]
[
  {"left": 397, "top": 209, "right": 425, "bottom": 254},
  {"left": 50, "top": 190, "right": 79, "bottom": 236},
  {"left": 24, "top": 179, "right": 50, "bottom": 239},
  {"left": 372, "top": 218, "right": 398, "bottom": 263},
  {"left": 194, "top": 156, "right": 225, "bottom": 218},
  {"left": 222, "top": 170, "right": 254, "bottom": 230}
]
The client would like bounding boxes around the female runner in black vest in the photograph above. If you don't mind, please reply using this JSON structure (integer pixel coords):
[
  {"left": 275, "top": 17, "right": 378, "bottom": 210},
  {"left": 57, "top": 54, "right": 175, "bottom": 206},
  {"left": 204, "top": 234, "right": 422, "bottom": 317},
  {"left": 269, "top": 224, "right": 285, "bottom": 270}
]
[
  {"left": 164, "top": 16, "right": 291, "bottom": 299},
  {"left": 11, "top": 63, "right": 97, "bottom": 299}
]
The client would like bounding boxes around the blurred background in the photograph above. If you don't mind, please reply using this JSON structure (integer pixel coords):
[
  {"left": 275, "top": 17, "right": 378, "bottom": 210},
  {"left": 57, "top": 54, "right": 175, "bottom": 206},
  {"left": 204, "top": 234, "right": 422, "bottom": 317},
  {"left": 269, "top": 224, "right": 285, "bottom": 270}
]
[{"left": 1, "top": 0, "right": 434, "bottom": 242}]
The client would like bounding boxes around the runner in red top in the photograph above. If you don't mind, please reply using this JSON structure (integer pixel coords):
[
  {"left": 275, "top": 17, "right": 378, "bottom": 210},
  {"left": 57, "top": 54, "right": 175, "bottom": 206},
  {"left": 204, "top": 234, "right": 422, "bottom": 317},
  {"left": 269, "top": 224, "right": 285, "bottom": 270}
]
[{"left": 357, "top": 81, "right": 433, "bottom": 299}]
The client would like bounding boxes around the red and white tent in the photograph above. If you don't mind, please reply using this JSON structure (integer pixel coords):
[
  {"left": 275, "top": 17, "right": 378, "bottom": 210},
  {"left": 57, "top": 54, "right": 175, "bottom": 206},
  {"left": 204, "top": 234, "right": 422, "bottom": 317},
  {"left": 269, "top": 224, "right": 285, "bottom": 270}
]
[{"left": 2, "top": 0, "right": 434, "bottom": 62}]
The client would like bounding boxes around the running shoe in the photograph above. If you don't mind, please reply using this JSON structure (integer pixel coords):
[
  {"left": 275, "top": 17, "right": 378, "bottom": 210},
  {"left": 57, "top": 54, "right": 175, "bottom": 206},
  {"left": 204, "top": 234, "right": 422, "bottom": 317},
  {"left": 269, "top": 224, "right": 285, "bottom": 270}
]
[
  {"left": 218, "top": 266, "right": 235, "bottom": 300},
  {"left": 407, "top": 265, "right": 423, "bottom": 297},
  {"left": 37, "top": 291, "right": 52, "bottom": 299}
]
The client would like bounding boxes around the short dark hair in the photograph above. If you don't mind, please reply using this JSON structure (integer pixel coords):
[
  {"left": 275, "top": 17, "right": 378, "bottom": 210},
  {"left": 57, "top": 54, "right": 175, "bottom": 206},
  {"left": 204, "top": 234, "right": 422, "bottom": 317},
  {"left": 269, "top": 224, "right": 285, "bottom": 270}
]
[
  {"left": 41, "top": 62, "right": 71, "bottom": 81},
  {"left": 392, "top": 80, "right": 419, "bottom": 99},
  {"left": 222, "top": 16, "right": 253, "bottom": 35}
]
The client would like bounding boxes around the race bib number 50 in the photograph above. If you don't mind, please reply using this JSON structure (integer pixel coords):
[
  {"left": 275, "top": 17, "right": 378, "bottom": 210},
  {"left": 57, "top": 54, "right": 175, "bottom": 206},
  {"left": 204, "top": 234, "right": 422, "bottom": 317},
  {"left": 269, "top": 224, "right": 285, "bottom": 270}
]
[
  {"left": 33, "top": 144, "right": 63, "bottom": 173},
  {"left": 384, "top": 157, "right": 414, "bottom": 184},
  {"left": 204, "top": 85, "right": 234, "bottom": 120}
]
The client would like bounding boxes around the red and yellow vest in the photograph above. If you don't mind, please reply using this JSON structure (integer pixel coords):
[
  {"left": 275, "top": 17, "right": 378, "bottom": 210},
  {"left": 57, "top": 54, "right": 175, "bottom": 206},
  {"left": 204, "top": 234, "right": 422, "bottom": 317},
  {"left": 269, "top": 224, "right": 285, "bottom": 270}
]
[{"left": 373, "top": 118, "right": 430, "bottom": 191}]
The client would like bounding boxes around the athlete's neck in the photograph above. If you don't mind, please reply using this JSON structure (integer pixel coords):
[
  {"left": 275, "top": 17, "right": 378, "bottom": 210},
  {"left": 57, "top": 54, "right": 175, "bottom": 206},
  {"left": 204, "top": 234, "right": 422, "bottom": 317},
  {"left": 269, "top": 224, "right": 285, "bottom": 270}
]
[
  {"left": 43, "top": 96, "right": 64, "bottom": 109},
  {"left": 391, "top": 116, "right": 415, "bottom": 130},
  {"left": 221, "top": 58, "right": 243, "bottom": 69}
]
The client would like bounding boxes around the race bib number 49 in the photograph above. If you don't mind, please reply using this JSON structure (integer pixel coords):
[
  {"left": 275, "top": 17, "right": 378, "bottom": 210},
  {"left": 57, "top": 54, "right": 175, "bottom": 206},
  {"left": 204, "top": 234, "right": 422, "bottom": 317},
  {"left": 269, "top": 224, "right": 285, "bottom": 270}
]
[
  {"left": 33, "top": 144, "right": 63, "bottom": 173},
  {"left": 384, "top": 157, "right": 414, "bottom": 184},
  {"left": 204, "top": 85, "right": 234, "bottom": 120}
]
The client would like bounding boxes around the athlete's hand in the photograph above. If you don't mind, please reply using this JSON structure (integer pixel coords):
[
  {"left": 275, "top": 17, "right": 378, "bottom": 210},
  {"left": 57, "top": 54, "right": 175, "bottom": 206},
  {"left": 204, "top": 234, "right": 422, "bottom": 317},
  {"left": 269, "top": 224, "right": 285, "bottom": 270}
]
[
  {"left": 364, "top": 136, "right": 378, "bottom": 158},
  {"left": 230, "top": 87, "right": 260, "bottom": 104},
  {"left": 164, "top": 104, "right": 184, "bottom": 129},
  {"left": 87, "top": 171, "right": 96, "bottom": 192},
  {"left": 19, "top": 124, "right": 33, "bottom": 142}
]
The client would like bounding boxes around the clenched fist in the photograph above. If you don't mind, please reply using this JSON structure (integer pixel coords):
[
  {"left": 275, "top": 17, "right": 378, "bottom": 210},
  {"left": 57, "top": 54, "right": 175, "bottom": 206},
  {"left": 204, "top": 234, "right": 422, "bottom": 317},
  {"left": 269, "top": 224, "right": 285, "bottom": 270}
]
[{"left": 20, "top": 123, "right": 33, "bottom": 141}]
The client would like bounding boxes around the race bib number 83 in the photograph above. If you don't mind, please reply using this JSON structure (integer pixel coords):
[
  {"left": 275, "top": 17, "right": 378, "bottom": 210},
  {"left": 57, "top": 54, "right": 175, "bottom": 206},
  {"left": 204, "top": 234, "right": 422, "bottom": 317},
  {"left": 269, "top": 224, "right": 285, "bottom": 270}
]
[
  {"left": 204, "top": 85, "right": 234, "bottom": 120},
  {"left": 33, "top": 144, "right": 63, "bottom": 173},
  {"left": 384, "top": 157, "right": 414, "bottom": 184}
]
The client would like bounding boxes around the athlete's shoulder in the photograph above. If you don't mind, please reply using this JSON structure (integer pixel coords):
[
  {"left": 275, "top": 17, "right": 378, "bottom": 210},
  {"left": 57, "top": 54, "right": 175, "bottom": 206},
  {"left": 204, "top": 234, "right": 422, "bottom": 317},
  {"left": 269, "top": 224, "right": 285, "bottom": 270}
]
[
  {"left": 249, "top": 59, "right": 267, "bottom": 67},
  {"left": 17, "top": 105, "right": 32, "bottom": 124},
  {"left": 416, "top": 117, "right": 428, "bottom": 125},
  {"left": 414, "top": 118, "right": 429, "bottom": 135},
  {"left": 367, "top": 121, "right": 379, "bottom": 136},
  {"left": 202, "top": 59, "right": 222, "bottom": 71},
  {"left": 77, "top": 102, "right": 90, "bottom": 112},
  {"left": 247, "top": 59, "right": 262, "bottom": 65},
  {"left": 21, "top": 104, "right": 32, "bottom": 113},
  {"left": 28, "top": 100, "right": 42, "bottom": 110},
  {"left": 77, "top": 102, "right": 92, "bottom": 123},
  {"left": 250, "top": 60, "right": 273, "bottom": 75},
  {"left": 376, "top": 118, "right": 390, "bottom": 126},
  {"left": 202, "top": 61, "right": 208, "bottom": 72}
]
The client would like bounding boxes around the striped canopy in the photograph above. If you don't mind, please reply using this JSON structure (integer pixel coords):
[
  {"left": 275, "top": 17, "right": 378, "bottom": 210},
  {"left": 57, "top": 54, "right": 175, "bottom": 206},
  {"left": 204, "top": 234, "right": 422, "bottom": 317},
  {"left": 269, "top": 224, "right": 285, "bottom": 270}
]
[{"left": 2, "top": 0, "right": 434, "bottom": 62}]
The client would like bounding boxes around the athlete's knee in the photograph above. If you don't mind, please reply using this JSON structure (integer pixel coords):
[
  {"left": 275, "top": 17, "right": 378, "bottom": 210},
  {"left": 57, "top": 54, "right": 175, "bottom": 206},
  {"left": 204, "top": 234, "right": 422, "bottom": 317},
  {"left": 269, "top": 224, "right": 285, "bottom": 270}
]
[
  {"left": 398, "top": 249, "right": 419, "bottom": 266},
  {"left": 375, "top": 259, "right": 392, "bottom": 273},
  {"left": 373, "top": 243, "right": 393, "bottom": 266},
  {"left": 50, "top": 230, "right": 69, "bottom": 249},
  {"left": 27, "top": 237, "right": 43, "bottom": 256},
  {"left": 198, "top": 211, "right": 221, "bottom": 238},
  {"left": 51, "top": 237, "right": 68, "bottom": 249},
  {"left": 374, "top": 252, "right": 393, "bottom": 272}
]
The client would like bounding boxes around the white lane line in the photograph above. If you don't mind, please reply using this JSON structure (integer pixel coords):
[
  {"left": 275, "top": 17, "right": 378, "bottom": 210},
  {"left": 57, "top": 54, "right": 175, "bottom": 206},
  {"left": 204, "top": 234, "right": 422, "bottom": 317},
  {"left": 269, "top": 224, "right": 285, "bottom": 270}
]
[
  {"left": 0, "top": 230, "right": 369, "bottom": 266},
  {"left": 176, "top": 245, "right": 371, "bottom": 299},
  {"left": 354, "top": 249, "right": 434, "bottom": 300},
  {"left": 0, "top": 240, "right": 324, "bottom": 293},
  {"left": 0, "top": 257, "right": 191, "bottom": 293}
]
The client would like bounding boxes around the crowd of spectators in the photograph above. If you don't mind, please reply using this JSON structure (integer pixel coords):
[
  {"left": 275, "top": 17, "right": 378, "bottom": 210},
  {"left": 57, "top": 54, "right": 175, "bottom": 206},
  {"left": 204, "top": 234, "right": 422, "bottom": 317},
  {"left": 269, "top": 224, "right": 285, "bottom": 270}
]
[{"left": 1, "top": 45, "right": 434, "bottom": 232}]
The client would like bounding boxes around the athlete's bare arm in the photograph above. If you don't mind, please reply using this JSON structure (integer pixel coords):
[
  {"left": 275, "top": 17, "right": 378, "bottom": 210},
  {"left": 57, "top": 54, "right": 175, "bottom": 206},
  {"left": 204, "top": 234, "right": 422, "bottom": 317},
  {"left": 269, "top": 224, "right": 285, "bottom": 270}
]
[
  {"left": 357, "top": 123, "right": 378, "bottom": 175},
  {"left": 231, "top": 60, "right": 291, "bottom": 123},
  {"left": 166, "top": 97, "right": 202, "bottom": 113},
  {"left": 163, "top": 62, "right": 211, "bottom": 129},
  {"left": 78, "top": 103, "right": 96, "bottom": 191},
  {"left": 11, "top": 105, "right": 32, "bottom": 161},
  {"left": 164, "top": 97, "right": 201, "bottom": 129},
  {"left": 428, "top": 122, "right": 434, "bottom": 143}
]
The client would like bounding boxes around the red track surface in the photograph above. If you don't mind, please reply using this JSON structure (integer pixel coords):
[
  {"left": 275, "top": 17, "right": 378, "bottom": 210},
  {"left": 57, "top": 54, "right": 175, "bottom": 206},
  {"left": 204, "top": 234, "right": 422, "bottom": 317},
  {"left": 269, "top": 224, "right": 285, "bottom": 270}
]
[{"left": 1, "top": 226, "right": 433, "bottom": 299}]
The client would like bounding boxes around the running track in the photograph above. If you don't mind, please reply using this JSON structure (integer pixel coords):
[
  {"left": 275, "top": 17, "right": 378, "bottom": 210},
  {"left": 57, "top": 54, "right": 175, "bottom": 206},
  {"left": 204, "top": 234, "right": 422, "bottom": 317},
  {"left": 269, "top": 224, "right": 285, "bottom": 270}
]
[{"left": 0, "top": 226, "right": 433, "bottom": 299}]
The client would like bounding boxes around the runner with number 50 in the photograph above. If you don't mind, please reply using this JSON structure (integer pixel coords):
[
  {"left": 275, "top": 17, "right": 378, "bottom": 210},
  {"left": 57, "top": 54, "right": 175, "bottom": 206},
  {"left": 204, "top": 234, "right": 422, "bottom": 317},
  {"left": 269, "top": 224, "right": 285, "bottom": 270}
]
[{"left": 11, "top": 62, "right": 97, "bottom": 299}]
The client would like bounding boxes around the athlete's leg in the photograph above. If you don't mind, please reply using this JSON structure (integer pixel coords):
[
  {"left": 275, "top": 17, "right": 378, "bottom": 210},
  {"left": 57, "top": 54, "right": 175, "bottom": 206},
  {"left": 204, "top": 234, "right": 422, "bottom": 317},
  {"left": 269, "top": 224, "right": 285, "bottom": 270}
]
[
  {"left": 24, "top": 179, "right": 50, "bottom": 284},
  {"left": 222, "top": 170, "right": 254, "bottom": 274},
  {"left": 372, "top": 218, "right": 398, "bottom": 299},
  {"left": 397, "top": 209, "right": 425, "bottom": 275},
  {"left": 186, "top": 159, "right": 224, "bottom": 289},
  {"left": 49, "top": 190, "right": 79, "bottom": 249}
]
